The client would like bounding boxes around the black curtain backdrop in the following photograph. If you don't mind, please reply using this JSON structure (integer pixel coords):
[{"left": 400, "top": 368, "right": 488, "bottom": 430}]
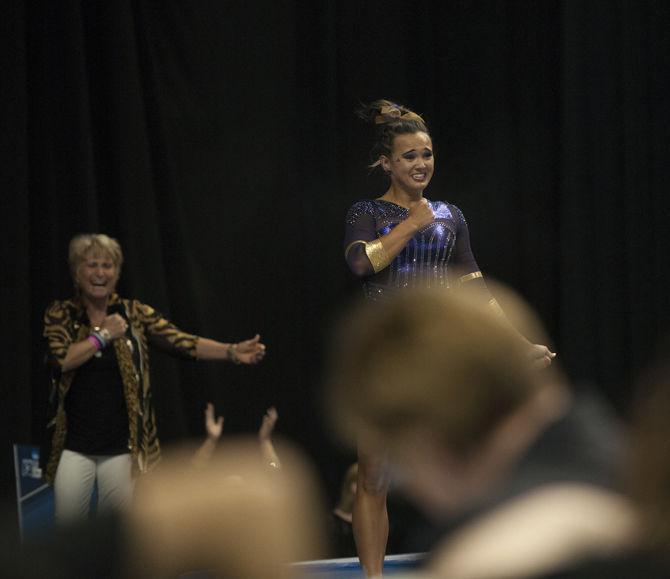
[{"left": 2, "top": 0, "right": 669, "bottom": 508}]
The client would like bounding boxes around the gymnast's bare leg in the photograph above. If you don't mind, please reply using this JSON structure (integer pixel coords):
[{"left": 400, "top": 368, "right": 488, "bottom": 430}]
[{"left": 353, "top": 444, "right": 390, "bottom": 577}]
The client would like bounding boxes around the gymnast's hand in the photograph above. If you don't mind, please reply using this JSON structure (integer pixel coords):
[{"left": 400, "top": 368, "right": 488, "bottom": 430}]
[
  {"left": 100, "top": 313, "right": 128, "bottom": 341},
  {"left": 530, "top": 343, "right": 556, "bottom": 369},
  {"left": 235, "top": 334, "right": 266, "bottom": 364},
  {"left": 407, "top": 198, "right": 434, "bottom": 230}
]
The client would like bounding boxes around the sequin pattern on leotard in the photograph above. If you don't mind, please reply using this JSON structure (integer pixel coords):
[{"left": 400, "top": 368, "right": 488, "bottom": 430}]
[{"left": 344, "top": 199, "right": 474, "bottom": 301}]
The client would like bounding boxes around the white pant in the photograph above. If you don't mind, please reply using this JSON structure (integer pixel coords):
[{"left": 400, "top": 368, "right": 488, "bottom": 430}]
[{"left": 53, "top": 449, "right": 134, "bottom": 523}]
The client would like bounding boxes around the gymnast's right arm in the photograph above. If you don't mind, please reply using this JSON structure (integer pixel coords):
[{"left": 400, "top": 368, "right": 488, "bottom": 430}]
[{"left": 343, "top": 199, "right": 433, "bottom": 277}]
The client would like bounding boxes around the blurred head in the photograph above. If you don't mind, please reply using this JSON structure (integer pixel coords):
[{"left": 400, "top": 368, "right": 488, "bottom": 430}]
[
  {"left": 327, "top": 282, "right": 564, "bottom": 516},
  {"left": 125, "top": 439, "right": 325, "bottom": 579},
  {"left": 628, "top": 347, "right": 670, "bottom": 555},
  {"left": 358, "top": 99, "right": 434, "bottom": 194},
  {"left": 69, "top": 233, "right": 123, "bottom": 301}
]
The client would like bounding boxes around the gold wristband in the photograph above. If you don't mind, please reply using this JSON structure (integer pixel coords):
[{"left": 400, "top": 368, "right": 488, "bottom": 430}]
[
  {"left": 364, "top": 239, "right": 391, "bottom": 273},
  {"left": 227, "top": 343, "right": 241, "bottom": 364}
]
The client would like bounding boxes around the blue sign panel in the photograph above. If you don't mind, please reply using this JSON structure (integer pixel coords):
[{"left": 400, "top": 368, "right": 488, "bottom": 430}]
[{"left": 14, "top": 444, "right": 54, "bottom": 539}]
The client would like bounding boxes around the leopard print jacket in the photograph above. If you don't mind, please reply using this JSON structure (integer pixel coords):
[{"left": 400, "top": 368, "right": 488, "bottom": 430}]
[{"left": 42, "top": 293, "right": 198, "bottom": 483}]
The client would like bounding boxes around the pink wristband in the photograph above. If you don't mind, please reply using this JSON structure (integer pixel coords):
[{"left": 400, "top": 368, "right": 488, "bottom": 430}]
[{"left": 87, "top": 335, "right": 102, "bottom": 351}]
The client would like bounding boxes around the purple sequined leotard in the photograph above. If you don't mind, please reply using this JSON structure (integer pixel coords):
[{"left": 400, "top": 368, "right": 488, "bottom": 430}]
[{"left": 344, "top": 199, "right": 489, "bottom": 301}]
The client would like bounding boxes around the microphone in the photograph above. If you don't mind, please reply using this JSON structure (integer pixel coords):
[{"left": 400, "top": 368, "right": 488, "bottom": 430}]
[{"left": 107, "top": 303, "right": 128, "bottom": 321}]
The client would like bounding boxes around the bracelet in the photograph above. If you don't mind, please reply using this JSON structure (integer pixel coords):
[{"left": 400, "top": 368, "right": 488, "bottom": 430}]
[
  {"left": 87, "top": 334, "right": 103, "bottom": 351},
  {"left": 90, "top": 331, "right": 108, "bottom": 349},
  {"left": 227, "top": 343, "right": 241, "bottom": 365}
]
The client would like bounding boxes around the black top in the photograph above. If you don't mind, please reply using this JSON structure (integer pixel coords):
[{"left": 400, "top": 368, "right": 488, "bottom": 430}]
[
  {"left": 400, "top": 390, "right": 626, "bottom": 554},
  {"left": 538, "top": 552, "right": 670, "bottom": 579},
  {"left": 64, "top": 345, "right": 129, "bottom": 455},
  {"left": 42, "top": 294, "right": 198, "bottom": 482}
]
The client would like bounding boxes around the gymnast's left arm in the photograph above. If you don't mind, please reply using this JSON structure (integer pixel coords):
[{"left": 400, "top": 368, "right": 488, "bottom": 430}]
[{"left": 453, "top": 208, "right": 555, "bottom": 369}]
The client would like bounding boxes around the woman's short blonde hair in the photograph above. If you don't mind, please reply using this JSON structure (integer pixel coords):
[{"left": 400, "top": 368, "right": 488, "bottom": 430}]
[{"left": 68, "top": 233, "right": 124, "bottom": 280}]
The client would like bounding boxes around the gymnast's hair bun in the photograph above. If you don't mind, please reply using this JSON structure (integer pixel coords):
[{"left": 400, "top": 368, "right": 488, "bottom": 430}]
[
  {"left": 356, "top": 99, "right": 429, "bottom": 170},
  {"left": 356, "top": 99, "right": 425, "bottom": 126}
]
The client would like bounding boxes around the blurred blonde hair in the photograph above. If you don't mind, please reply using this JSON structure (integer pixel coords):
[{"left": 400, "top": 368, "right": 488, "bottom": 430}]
[
  {"left": 327, "top": 280, "right": 556, "bottom": 458},
  {"left": 628, "top": 350, "right": 670, "bottom": 554},
  {"left": 126, "top": 439, "right": 325, "bottom": 578}
]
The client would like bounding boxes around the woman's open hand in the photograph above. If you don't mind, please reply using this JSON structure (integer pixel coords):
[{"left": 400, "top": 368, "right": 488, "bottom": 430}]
[{"left": 235, "top": 334, "right": 266, "bottom": 364}]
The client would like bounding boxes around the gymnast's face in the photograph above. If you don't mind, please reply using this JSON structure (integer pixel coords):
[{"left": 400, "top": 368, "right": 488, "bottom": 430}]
[
  {"left": 76, "top": 251, "right": 119, "bottom": 302},
  {"left": 381, "top": 131, "right": 434, "bottom": 195}
]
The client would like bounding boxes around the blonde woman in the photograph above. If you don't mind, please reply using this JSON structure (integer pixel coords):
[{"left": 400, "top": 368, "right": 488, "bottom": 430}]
[{"left": 43, "top": 233, "right": 266, "bottom": 523}]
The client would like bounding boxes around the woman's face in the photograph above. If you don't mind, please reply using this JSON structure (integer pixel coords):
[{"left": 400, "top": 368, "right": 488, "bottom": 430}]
[
  {"left": 76, "top": 251, "right": 119, "bottom": 302},
  {"left": 382, "top": 131, "right": 434, "bottom": 194}
]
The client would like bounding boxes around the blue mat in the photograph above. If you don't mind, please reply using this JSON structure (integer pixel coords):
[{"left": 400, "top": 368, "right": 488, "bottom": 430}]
[{"left": 293, "top": 553, "right": 425, "bottom": 578}]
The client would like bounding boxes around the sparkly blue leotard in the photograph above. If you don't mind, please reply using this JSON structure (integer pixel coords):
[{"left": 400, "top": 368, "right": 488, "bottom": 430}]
[{"left": 344, "top": 199, "right": 488, "bottom": 301}]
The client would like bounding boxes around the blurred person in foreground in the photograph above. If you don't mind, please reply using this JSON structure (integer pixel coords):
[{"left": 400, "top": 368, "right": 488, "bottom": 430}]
[
  {"left": 625, "top": 350, "right": 670, "bottom": 572},
  {"left": 538, "top": 347, "right": 670, "bottom": 578},
  {"left": 126, "top": 440, "right": 324, "bottom": 579},
  {"left": 327, "top": 281, "right": 637, "bottom": 579},
  {"left": 20, "top": 439, "right": 324, "bottom": 579}
]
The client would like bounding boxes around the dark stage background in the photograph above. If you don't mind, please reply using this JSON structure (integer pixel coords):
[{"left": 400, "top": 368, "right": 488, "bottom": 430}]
[{"left": 2, "top": 0, "right": 669, "bottom": 513}]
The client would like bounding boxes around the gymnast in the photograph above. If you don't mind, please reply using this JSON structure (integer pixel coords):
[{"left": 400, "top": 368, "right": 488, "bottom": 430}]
[{"left": 343, "top": 99, "right": 555, "bottom": 576}]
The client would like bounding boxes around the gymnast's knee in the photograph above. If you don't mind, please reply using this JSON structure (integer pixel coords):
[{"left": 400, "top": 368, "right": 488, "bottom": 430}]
[{"left": 358, "top": 464, "right": 389, "bottom": 495}]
